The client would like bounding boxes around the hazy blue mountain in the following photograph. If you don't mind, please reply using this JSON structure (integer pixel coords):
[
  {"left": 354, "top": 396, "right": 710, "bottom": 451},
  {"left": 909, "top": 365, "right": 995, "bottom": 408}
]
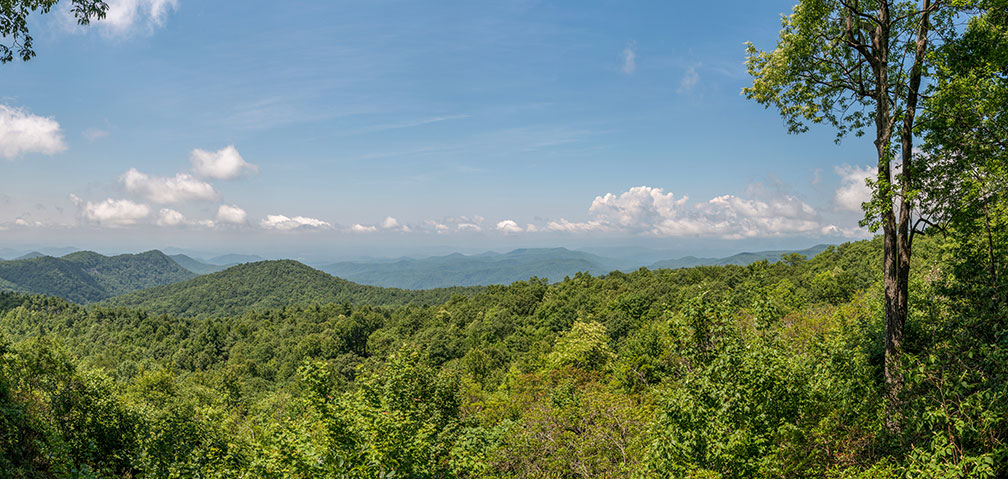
[
  {"left": 0, "top": 250, "right": 195, "bottom": 303},
  {"left": 648, "top": 244, "right": 832, "bottom": 269},
  {"left": 102, "top": 260, "right": 481, "bottom": 316},
  {"left": 15, "top": 251, "right": 47, "bottom": 260},
  {"left": 207, "top": 254, "right": 265, "bottom": 265},
  {"left": 319, "top": 247, "right": 625, "bottom": 289},
  {"left": 317, "top": 245, "right": 835, "bottom": 289},
  {"left": 170, "top": 254, "right": 229, "bottom": 274},
  {"left": 40, "top": 246, "right": 81, "bottom": 257}
]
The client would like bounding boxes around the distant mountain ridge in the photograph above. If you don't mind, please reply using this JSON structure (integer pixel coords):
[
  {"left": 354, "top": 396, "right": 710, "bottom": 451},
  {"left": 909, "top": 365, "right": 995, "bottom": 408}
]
[
  {"left": 319, "top": 247, "right": 623, "bottom": 289},
  {"left": 101, "top": 260, "right": 481, "bottom": 316},
  {"left": 318, "top": 245, "right": 833, "bottom": 289},
  {"left": 169, "top": 254, "right": 230, "bottom": 274},
  {"left": 0, "top": 250, "right": 196, "bottom": 303}
]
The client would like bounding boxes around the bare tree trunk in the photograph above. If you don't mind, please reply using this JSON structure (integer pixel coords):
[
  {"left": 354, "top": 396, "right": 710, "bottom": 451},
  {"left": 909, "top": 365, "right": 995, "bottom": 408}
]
[{"left": 883, "top": 0, "right": 932, "bottom": 433}]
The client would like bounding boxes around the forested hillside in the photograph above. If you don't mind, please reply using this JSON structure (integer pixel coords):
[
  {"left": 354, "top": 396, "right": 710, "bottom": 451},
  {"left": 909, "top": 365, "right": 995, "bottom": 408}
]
[
  {"left": 101, "top": 259, "right": 483, "bottom": 316},
  {"left": 0, "top": 250, "right": 195, "bottom": 303},
  {"left": 4, "top": 232, "right": 1004, "bottom": 477}
]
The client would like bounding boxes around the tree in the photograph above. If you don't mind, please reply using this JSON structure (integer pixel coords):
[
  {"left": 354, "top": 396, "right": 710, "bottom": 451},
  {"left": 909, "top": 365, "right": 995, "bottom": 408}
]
[
  {"left": 743, "top": 0, "right": 962, "bottom": 430},
  {"left": 1, "top": 0, "right": 108, "bottom": 64},
  {"left": 917, "top": 0, "right": 1008, "bottom": 307}
]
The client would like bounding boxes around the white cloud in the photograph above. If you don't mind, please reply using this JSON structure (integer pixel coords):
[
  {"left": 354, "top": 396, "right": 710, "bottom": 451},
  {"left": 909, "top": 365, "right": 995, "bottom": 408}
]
[
  {"left": 379, "top": 216, "right": 412, "bottom": 232},
  {"left": 190, "top": 145, "right": 258, "bottom": 179},
  {"left": 677, "top": 66, "right": 699, "bottom": 94},
  {"left": 260, "top": 214, "right": 331, "bottom": 231},
  {"left": 496, "top": 219, "right": 524, "bottom": 233},
  {"left": 121, "top": 168, "right": 218, "bottom": 204},
  {"left": 457, "top": 222, "right": 482, "bottom": 232},
  {"left": 99, "top": 0, "right": 178, "bottom": 34},
  {"left": 351, "top": 224, "right": 378, "bottom": 233},
  {"left": 157, "top": 208, "right": 185, "bottom": 226},
  {"left": 542, "top": 185, "right": 846, "bottom": 239},
  {"left": 834, "top": 165, "right": 874, "bottom": 212},
  {"left": 81, "top": 198, "right": 150, "bottom": 226},
  {"left": 589, "top": 186, "right": 691, "bottom": 231},
  {"left": 621, "top": 42, "right": 637, "bottom": 74},
  {"left": 0, "top": 105, "right": 67, "bottom": 159},
  {"left": 545, "top": 218, "right": 607, "bottom": 233},
  {"left": 216, "top": 204, "right": 247, "bottom": 224},
  {"left": 382, "top": 216, "right": 400, "bottom": 229}
]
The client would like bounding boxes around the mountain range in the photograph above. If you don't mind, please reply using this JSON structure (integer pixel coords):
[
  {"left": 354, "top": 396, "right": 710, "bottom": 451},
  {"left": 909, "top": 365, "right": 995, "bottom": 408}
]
[
  {"left": 0, "top": 244, "right": 835, "bottom": 305},
  {"left": 318, "top": 244, "right": 833, "bottom": 289},
  {"left": 100, "top": 260, "right": 480, "bottom": 316},
  {"left": 0, "top": 250, "right": 195, "bottom": 303}
]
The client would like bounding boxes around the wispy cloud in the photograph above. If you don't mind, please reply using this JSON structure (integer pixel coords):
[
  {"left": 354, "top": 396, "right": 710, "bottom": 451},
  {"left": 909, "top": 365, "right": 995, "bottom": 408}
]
[
  {"left": 621, "top": 41, "right": 637, "bottom": 74},
  {"left": 343, "top": 114, "right": 470, "bottom": 136},
  {"left": 83, "top": 127, "right": 110, "bottom": 141},
  {"left": 677, "top": 66, "right": 699, "bottom": 94}
]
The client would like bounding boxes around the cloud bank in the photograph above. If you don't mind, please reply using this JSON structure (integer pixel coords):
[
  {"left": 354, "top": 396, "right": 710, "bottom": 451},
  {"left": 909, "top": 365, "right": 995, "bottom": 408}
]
[
  {"left": 261, "top": 214, "right": 332, "bottom": 231},
  {"left": 121, "top": 168, "right": 218, "bottom": 204}
]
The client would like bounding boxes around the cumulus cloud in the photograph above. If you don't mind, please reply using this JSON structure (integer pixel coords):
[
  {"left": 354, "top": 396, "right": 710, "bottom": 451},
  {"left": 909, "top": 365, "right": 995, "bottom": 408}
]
[
  {"left": 216, "top": 204, "right": 247, "bottom": 224},
  {"left": 0, "top": 105, "right": 67, "bottom": 159},
  {"left": 834, "top": 165, "right": 874, "bottom": 212},
  {"left": 379, "top": 216, "right": 412, "bottom": 232},
  {"left": 98, "top": 0, "right": 178, "bottom": 34},
  {"left": 80, "top": 198, "right": 150, "bottom": 226},
  {"left": 121, "top": 168, "right": 218, "bottom": 204},
  {"left": 157, "top": 208, "right": 185, "bottom": 226},
  {"left": 190, "top": 145, "right": 258, "bottom": 179},
  {"left": 351, "top": 224, "right": 378, "bottom": 233},
  {"left": 542, "top": 185, "right": 844, "bottom": 239},
  {"left": 621, "top": 42, "right": 637, "bottom": 74},
  {"left": 496, "top": 219, "right": 524, "bottom": 233},
  {"left": 260, "top": 214, "right": 331, "bottom": 231}
]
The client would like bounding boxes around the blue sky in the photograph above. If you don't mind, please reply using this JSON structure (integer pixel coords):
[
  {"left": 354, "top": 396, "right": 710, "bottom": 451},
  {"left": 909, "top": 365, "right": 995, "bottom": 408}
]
[{"left": 0, "top": 0, "right": 878, "bottom": 259}]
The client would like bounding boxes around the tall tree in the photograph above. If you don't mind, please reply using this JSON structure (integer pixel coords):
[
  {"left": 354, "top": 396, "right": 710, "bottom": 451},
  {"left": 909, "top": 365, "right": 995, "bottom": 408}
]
[
  {"left": 743, "top": 0, "right": 961, "bottom": 429},
  {"left": 917, "top": 0, "right": 1008, "bottom": 307},
  {"left": 1, "top": 0, "right": 107, "bottom": 64}
]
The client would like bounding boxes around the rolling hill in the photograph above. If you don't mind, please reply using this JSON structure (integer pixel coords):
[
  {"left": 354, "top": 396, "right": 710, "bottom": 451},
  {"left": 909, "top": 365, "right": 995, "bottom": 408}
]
[
  {"left": 0, "top": 250, "right": 196, "bottom": 303},
  {"left": 101, "top": 259, "right": 481, "bottom": 316},
  {"left": 648, "top": 244, "right": 832, "bottom": 270}
]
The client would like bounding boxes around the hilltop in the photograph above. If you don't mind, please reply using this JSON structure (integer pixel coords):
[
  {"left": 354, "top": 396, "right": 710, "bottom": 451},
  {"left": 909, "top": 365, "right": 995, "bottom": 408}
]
[
  {"left": 101, "top": 259, "right": 481, "bottom": 316},
  {"left": 0, "top": 250, "right": 195, "bottom": 303}
]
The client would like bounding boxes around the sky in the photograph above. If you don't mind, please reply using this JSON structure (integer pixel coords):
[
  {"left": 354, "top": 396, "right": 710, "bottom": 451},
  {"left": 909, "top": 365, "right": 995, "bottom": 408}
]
[{"left": 0, "top": 0, "right": 880, "bottom": 260}]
